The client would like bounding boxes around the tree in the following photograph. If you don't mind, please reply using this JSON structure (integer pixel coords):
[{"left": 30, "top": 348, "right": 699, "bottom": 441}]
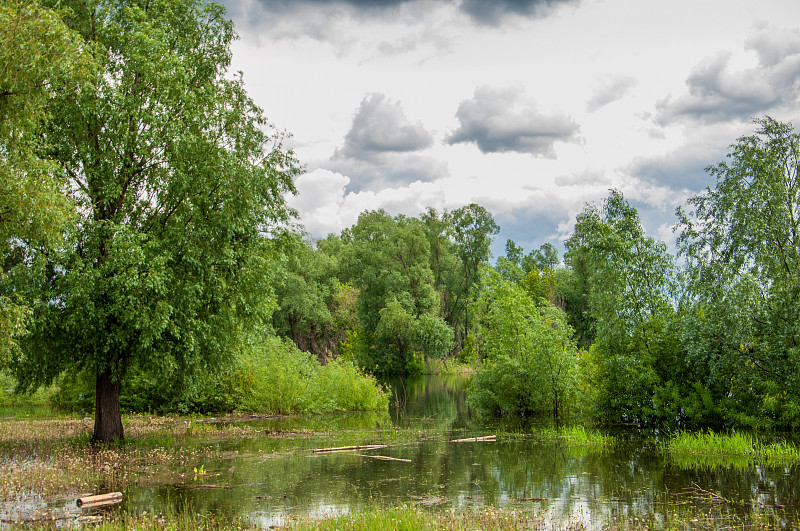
[
  {"left": 12, "top": 0, "right": 300, "bottom": 443},
  {"left": 677, "top": 116, "right": 800, "bottom": 426},
  {"left": 341, "top": 210, "right": 453, "bottom": 375},
  {"left": 565, "top": 190, "right": 679, "bottom": 426},
  {"left": 272, "top": 238, "right": 339, "bottom": 358},
  {"left": 0, "top": 1, "right": 89, "bottom": 366},
  {"left": 446, "top": 204, "right": 499, "bottom": 346},
  {"left": 525, "top": 243, "right": 559, "bottom": 272},
  {"left": 420, "top": 208, "right": 464, "bottom": 333},
  {"left": 469, "top": 269, "right": 578, "bottom": 424}
]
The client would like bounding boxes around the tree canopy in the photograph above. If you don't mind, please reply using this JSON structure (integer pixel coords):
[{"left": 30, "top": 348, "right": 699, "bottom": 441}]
[
  {"left": 0, "top": 0, "right": 89, "bottom": 368},
  {"left": 10, "top": 0, "right": 300, "bottom": 443},
  {"left": 678, "top": 116, "right": 800, "bottom": 426}
]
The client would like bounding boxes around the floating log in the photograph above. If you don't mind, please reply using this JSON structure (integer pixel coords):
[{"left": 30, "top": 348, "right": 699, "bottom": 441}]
[
  {"left": 312, "top": 444, "right": 388, "bottom": 453},
  {"left": 449, "top": 435, "right": 496, "bottom": 443},
  {"left": 516, "top": 497, "right": 548, "bottom": 502},
  {"left": 354, "top": 454, "right": 412, "bottom": 462},
  {"left": 76, "top": 492, "right": 123, "bottom": 508}
]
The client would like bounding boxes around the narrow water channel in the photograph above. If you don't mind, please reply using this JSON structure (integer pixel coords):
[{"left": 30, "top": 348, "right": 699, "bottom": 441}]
[{"left": 118, "top": 374, "right": 800, "bottom": 528}]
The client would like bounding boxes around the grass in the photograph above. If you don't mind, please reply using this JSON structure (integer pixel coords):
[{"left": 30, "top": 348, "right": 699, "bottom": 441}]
[
  {"left": 12, "top": 503, "right": 786, "bottom": 530},
  {"left": 424, "top": 358, "right": 472, "bottom": 375},
  {"left": 281, "top": 505, "right": 545, "bottom": 531},
  {"left": 531, "top": 425, "right": 615, "bottom": 450},
  {"left": 665, "top": 430, "right": 800, "bottom": 468},
  {"left": 0, "top": 415, "right": 278, "bottom": 503}
]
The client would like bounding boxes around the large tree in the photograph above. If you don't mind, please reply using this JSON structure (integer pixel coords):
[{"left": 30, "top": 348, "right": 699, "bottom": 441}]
[
  {"left": 341, "top": 210, "right": 453, "bottom": 375},
  {"left": 12, "top": 0, "right": 300, "bottom": 443},
  {"left": 565, "top": 190, "right": 679, "bottom": 426},
  {"left": 0, "top": 1, "right": 88, "bottom": 366},
  {"left": 446, "top": 204, "right": 499, "bottom": 346},
  {"left": 677, "top": 116, "right": 800, "bottom": 426}
]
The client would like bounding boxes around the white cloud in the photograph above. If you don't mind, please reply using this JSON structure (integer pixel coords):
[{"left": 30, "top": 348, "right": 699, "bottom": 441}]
[{"left": 225, "top": 0, "right": 800, "bottom": 248}]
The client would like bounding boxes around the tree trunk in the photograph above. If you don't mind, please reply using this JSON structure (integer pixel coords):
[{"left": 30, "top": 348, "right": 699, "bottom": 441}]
[{"left": 92, "top": 365, "right": 124, "bottom": 444}]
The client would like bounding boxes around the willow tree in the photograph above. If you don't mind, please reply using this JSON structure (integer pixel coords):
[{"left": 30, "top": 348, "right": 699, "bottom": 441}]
[
  {"left": 677, "top": 117, "right": 800, "bottom": 426},
  {"left": 12, "top": 0, "right": 300, "bottom": 443},
  {"left": 0, "top": 1, "right": 88, "bottom": 366}
]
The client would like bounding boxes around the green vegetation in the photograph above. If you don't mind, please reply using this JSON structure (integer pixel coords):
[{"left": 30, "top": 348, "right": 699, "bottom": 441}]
[
  {"left": 4, "top": 0, "right": 800, "bottom": 443},
  {"left": 533, "top": 425, "right": 615, "bottom": 449},
  {"left": 6, "top": 1, "right": 800, "bottom": 528},
  {"left": 467, "top": 269, "right": 580, "bottom": 424},
  {"left": 666, "top": 431, "right": 800, "bottom": 468},
  {"left": 278, "top": 505, "right": 542, "bottom": 531}
]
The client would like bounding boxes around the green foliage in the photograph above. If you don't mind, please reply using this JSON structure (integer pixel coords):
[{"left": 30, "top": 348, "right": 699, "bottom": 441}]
[
  {"left": 468, "top": 269, "right": 579, "bottom": 422},
  {"left": 341, "top": 210, "right": 454, "bottom": 376},
  {"left": 272, "top": 237, "right": 340, "bottom": 356},
  {"left": 677, "top": 117, "right": 800, "bottom": 428},
  {"left": 10, "top": 0, "right": 301, "bottom": 442},
  {"left": 0, "top": 370, "right": 56, "bottom": 414},
  {"left": 446, "top": 204, "right": 500, "bottom": 346},
  {"left": 50, "top": 334, "right": 387, "bottom": 415},
  {"left": 520, "top": 268, "right": 556, "bottom": 303},
  {"left": 0, "top": 0, "right": 90, "bottom": 367},
  {"left": 231, "top": 336, "right": 387, "bottom": 415},
  {"left": 420, "top": 208, "right": 462, "bottom": 317},
  {"left": 565, "top": 190, "right": 681, "bottom": 427}
]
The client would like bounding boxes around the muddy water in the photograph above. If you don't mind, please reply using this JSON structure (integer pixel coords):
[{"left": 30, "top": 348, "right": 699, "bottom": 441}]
[{"left": 115, "top": 374, "right": 800, "bottom": 528}]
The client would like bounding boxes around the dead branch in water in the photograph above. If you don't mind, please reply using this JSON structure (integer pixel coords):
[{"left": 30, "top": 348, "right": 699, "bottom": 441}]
[
  {"left": 312, "top": 444, "right": 388, "bottom": 453},
  {"left": 354, "top": 454, "right": 411, "bottom": 462},
  {"left": 449, "top": 435, "right": 496, "bottom": 443}
]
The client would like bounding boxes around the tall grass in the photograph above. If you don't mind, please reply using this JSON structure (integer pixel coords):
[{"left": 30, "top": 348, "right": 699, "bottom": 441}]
[
  {"left": 532, "top": 425, "right": 615, "bottom": 450},
  {"left": 666, "top": 430, "right": 800, "bottom": 467},
  {"left": 234, "top": 336, "right": 388, "bottom": 415}
]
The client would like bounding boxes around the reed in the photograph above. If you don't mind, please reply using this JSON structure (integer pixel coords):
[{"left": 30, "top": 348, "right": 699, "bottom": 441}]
[
  {"left": 533, "top": 425, "right": 615, "bottom": 449},
  {"left": 666, "top": 430, "right": 800, "bottom": 467}
]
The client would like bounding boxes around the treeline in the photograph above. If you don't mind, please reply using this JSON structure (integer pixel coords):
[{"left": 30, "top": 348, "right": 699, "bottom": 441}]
[
  {"left": 4, "top": 0, "right": 799, "bottom": 441},
  {"left": 271, "top": 117, "right": 800, "bottom": 431},
  {"left": 0, "top": 0, "right": 388, "bottom": 442},
  {"left": 271, "top": 205, "right": 499, "bottom": 375}
]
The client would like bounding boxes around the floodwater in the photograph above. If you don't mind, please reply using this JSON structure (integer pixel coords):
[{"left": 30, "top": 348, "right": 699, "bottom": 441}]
[
  {"left": 4, "top": 374, "right": 800, "bottom": 528},
  {"left": 124, "top": 374, "right": 799, "bottom": 528}
]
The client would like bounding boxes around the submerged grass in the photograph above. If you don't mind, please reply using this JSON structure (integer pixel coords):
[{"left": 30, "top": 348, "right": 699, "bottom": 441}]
[
  {"left": 531, "top": 425, "right": 615, "bottom": 450},
  {"left": 665, "top": 430, "right": 800, "bottom": 468}
]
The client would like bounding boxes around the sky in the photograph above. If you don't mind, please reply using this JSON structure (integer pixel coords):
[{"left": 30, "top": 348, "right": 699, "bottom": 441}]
[{"left": 220, "top": 0, "right": 800, "bottom": 258}]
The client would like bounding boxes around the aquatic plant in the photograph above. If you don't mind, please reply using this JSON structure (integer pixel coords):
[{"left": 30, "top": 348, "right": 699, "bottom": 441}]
[{"left": 665, "top": 430, "right": 800, "bottom": 468}]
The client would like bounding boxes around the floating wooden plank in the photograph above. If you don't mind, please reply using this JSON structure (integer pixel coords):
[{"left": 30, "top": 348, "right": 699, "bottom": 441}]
[
  {"left": 312, "top": 444, "right": 388, "bottom": 453},
  {"left": 354, "top": 454, "right": 411, "bottom": 462},
  {"left": 76, "top": 492, "right": 123, "bottom": 508},
  {"left": 449, "top": 435, "right": 496, "bottom": 443}
]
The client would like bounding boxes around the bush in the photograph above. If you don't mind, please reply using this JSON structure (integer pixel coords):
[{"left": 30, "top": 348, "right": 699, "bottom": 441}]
[
  {"left": 48, "top": 335, "right": 387, "bottom": 415},
  {"left": 233, "top": 335, "right": 387, "bottom": 414}
]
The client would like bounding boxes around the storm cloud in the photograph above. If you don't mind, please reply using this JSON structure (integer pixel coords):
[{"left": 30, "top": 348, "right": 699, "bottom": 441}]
[
  {"left": 460, "top": 0, "right": 578, "bottom": 26},
  {"left": 222, "top": 0, "right": 577, "bottom": 27},
  {"left": 658, "top": 25, "right": 800, "bottom": 124},
  {"left": 446, "top": 86, "right": 581, "bottom": 157}
]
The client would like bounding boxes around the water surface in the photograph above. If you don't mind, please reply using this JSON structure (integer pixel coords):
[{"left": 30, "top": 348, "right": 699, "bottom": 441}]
[{"left": 118, "top": 374, "right": 800, "bottom": 528}]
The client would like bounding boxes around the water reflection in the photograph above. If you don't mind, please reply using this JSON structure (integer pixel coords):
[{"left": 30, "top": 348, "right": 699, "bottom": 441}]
[{"left": 118, "top": 374, "right": 799, "bottom": 529}]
